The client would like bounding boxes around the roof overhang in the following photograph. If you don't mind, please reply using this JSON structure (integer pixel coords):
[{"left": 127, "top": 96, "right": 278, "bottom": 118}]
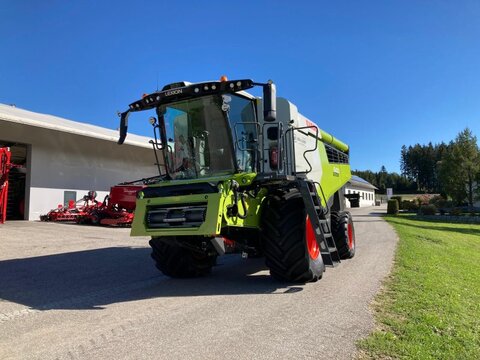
[{"left": 0, "top": 104, "right": 152, "bottom": 149}]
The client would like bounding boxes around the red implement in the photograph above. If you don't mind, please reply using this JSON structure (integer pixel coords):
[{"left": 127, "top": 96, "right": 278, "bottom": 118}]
[
  {"left": 40, "top": 200, "right": 88, "bottom": 222},
  {"left": 0, "top": 147, "right": 12, "bottom": 224},
  {"left": 41, "top": 184, "right": 145, "bottom": 227},
  {"left": 78, "top": 185, "right": 144, "bottom": 227}
]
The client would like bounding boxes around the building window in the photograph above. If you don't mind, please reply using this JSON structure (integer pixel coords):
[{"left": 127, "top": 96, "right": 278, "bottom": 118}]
[{"left": 64, "top": 191, "right": 77, "bottom": 207}]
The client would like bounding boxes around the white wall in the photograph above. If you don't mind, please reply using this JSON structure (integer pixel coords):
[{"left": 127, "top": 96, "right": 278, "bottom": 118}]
[
  {"left": 1, "top": 120, "right": 159, "bottom": 220},
  {"left": 345, "top": 185, "right": 375, "bottom": 208}
]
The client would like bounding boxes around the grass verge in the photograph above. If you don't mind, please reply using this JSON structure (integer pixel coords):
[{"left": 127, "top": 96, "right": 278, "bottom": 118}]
[{"left": 358, "top": 215, "right": 480, "bottom": 359}]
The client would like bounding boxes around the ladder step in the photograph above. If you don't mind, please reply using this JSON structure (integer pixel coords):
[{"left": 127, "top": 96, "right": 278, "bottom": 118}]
[
  {"left": 321, "top": 254, "right": 340, "bottom": 267},
  {"left": 298, "top": 180, "right": 342, "bottom": 265},
  {"left": 320, "top": 223, "right": 331, "bottom": 234}
]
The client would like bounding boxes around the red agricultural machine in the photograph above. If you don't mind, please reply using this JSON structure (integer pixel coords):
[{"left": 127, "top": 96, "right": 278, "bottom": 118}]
[
  {"left": 40, "top": 184, "right": 144, "bottom": 227},
  {"left": 78, "top": 185, "right": 144, "bottom": 226},
  {"left": 40, "top": 197, "right": 88, "bottom": 222},
  {"left": 0, "top": 147, "right": 12, "bottom": 224}
]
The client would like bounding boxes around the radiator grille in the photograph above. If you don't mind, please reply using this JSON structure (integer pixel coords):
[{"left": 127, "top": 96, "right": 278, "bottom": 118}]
[{"left": 325, "top": 144, "right": 349, "bottom": 164}]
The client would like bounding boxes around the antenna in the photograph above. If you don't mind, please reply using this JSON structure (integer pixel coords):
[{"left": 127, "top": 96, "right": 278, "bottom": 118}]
[{"left": 156, "top": 72, "right": 159, "bottom": 92}]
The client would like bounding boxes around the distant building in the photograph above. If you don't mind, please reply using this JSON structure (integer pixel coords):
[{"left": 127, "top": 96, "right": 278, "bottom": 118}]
[
  {"left": 345, "top": 175, "right": 377, "bottom": 208},
  {"left": 0, "top": 104, "right": 158, "bottom": 221}
]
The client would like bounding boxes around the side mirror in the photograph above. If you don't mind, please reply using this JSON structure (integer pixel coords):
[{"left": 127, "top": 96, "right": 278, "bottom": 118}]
[
  {"left": 263, "top": 81, "right": 276, "bottom": 122},
  {"left": 118, "top": 111, "right": 130, "bottom": 144}
]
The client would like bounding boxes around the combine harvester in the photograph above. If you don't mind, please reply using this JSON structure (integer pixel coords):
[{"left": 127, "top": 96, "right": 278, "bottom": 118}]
[{"left": 117, "top": 76, "right": 355, "bottom": 282}]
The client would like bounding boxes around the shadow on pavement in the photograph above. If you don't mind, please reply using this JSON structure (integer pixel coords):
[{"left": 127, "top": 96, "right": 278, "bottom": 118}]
[
  {"left": 351, "top": 219, "right": 386, "bottom": 223},
  {"left": 351, "top": 212, "right": 385, "bottom": 217},
  {"left": 0, "top": 247, "right": 296, "bottom": 311}
]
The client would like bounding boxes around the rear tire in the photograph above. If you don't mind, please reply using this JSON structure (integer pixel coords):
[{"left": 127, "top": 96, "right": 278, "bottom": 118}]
[
  {"left": 90, "top": 210, "right": 104, "bottom": 225},
  {"left": 149, "top": 237, "right": 217, "bottom": 278},
  {"left": 261, "top": 189, "right": 325, "bottom": 283},
  {"left": 331, "top": 211, "right": 356, "bottom": 259}
]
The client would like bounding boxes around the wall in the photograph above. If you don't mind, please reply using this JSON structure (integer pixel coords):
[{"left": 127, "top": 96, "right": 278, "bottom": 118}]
[
  {"left": 345, "top": 185, "right": 375, "bottom": 208},
  {"left": 0, "top": 120, "right": 159, "bottom": 220}
]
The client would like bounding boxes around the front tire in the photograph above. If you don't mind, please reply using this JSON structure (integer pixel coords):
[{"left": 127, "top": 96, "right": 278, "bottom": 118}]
[
  {"left": 261, "top": 189, "right": 325, "bottom": 283},
  {"left": 331, "top": 211, "right": 356, "bottom": 259},
  {"left": 149, "top": 237, "right": 217, "bottom": 278}
]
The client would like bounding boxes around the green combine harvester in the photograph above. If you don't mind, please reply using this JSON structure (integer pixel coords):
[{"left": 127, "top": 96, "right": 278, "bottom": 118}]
[{"left": 117, "top": 77, "right": 356, "bottom": 283}]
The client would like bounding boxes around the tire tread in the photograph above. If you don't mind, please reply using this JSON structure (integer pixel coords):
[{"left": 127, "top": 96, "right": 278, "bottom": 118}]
[{"left": 261, "top": 189, "right": 324, "bottom": 283}]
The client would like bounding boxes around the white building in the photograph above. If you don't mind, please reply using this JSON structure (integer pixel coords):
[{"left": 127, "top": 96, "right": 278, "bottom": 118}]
[
  {"left": 345, "top": 175, "right": 377, "bottom": 208},
  {"left": 0, "top": 104, "right": 158, "bottom": 221}
]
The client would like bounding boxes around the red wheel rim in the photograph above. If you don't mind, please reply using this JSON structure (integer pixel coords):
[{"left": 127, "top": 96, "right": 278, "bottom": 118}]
[
  {"left": 306, "top": 216, "right": 320, "bottom": 260},
  {"left": 347, "top": 222, "right": 354, "bottom": 249}
]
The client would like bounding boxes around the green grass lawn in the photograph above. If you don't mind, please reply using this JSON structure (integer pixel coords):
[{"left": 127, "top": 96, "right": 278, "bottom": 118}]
[{"left": 358, "top": 215, "right": 480, "bottom": 359}]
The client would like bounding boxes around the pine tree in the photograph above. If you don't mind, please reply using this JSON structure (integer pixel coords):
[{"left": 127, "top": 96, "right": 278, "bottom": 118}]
[{"left": 438, "top": 128, "right": 480, "bottom": 207}]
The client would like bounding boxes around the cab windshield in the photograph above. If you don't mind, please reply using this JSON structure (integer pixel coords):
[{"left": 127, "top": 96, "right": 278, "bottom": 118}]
[{"left": 159, "top": 94, "right": 256, "bottom": 180}]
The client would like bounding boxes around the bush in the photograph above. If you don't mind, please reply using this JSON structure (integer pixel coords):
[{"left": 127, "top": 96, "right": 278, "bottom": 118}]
[
  {"left": 429, "top": 195, "right": 446, "bottom": 208},
  {"left": 402, "top": 200, "right": 419, "bottom": 212},
  {"left": 387, "top": 199, "right": 399, "bottom": 215},
  {"left": 444, "top": 200, "right": 455, "bottom": 209},
  {"left": 419, "top": 204, "right": 437, "bottom": 215},
  {"left": 401, "top": 200, "right": 410, "bottom": 211},
  {"left": 450, "top": 208, "right": 462, "bottom": 216},
  {"left": 415, "top": 194, "right": 433, "bottom": 206},
  {"left": 391, "top": 196, "right": 403, "bottom": 209}
]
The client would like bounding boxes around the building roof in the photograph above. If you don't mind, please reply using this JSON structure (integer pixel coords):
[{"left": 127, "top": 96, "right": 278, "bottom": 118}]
[
  {"left": 348, "top": 175, "right": 378, "bottom": 190},
  {"left": 0, "top": 103, "right": 152, "bottom": 149}
]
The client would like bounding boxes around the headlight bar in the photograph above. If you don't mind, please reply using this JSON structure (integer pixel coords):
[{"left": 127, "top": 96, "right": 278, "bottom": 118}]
[{"left": 128, "top": 79, "right": 254, "bottom": 113}]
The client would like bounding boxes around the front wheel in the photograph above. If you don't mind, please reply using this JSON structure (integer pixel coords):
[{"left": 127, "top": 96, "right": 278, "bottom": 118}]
[
  {"left": 149, "top": 237, "right": 217, "bottom": 278},
  {"left": 331, "top": 211, "right": 356, "bottom": 259},
  {"left": 261, "top": 189, "right": 325, "bottom": 283}
]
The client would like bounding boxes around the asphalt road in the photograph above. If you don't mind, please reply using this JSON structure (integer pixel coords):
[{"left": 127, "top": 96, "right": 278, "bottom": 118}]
[{"left": 0, "top": 205, "right": 397, "bottom": 360}]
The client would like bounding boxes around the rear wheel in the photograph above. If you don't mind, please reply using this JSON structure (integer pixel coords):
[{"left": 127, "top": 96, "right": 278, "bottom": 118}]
[
  {"left": 331, "top": 211, "right": 356, "bottom": 259},
  {"left": 149, "top": 237, "right": 217, "bottom": 278},
  {"left": 89, "top": 210, "right": 106, "bottom": 225},
  {"left": 261, "top": 189, "right": 325, "bottom": 283}
]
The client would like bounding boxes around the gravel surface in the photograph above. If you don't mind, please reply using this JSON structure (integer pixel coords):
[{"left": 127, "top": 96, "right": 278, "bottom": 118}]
[{"left": 0, "top": 205, "right": 397, "bottom": 359}]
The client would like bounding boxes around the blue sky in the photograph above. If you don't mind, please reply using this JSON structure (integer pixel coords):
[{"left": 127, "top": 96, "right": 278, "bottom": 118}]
[{"left": 1, "top": 1, "right": 479, "bottom": 173}]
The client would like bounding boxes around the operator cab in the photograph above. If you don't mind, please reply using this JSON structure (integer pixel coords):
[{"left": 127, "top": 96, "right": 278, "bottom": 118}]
[{"left": 118, "top": 77, "right": 276, "bottom": 181}]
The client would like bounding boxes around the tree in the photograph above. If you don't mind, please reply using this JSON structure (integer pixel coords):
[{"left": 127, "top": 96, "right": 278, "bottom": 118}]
[
  {"left": 400, "top": 142, "right": 448, "bottom": 193},
  {"left": 400, "top": 145, "right": 408, "bottom": 177},
  {"left": 352, "top": 167, "right": 415, "bottom": 194},
  {"left": 438, "top": 128, "right": 480, "bottom": 207},
  {"left": 377, "top": 165, "right": 388, "bottom": 193}
]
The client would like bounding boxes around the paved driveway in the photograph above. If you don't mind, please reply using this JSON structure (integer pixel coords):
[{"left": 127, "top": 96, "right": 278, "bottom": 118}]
[{"left": 0, "top": 205, "right": 396, "bottom": 359}]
